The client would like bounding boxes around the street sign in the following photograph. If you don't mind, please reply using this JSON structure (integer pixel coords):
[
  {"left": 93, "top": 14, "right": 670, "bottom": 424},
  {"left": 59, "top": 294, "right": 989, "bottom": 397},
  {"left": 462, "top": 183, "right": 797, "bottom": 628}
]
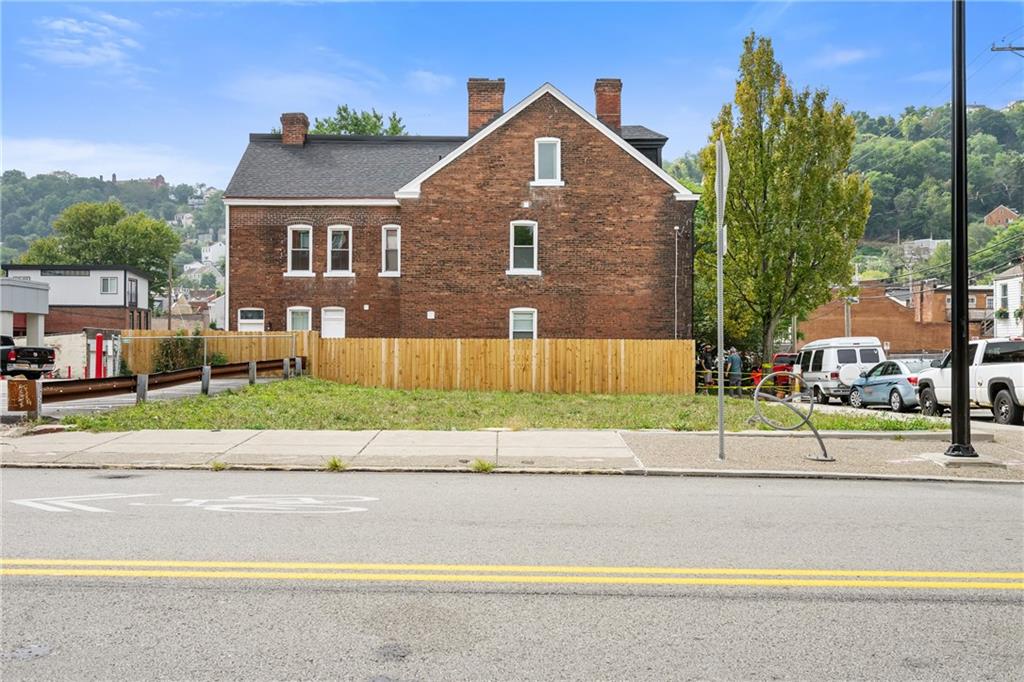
[
  {"left": 7, "top": 379, "right": 39, "bottom": 413},
  {"left": 716, "top": 136, "right": 730, "bottom": 228}
]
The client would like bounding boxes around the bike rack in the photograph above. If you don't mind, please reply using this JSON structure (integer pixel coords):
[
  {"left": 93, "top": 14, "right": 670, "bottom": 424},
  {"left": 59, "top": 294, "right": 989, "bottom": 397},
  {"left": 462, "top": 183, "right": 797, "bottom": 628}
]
[{"left": 751, "top": 371, "right": 834, "bottom": 462}]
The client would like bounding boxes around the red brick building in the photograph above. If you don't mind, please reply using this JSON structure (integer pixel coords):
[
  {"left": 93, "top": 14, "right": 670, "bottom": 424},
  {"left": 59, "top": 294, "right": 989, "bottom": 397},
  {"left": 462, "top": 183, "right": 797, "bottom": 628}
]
[
  {"left": 799, "top": 279, "right": 990, "bottom": 354},
  {"left": 223, "top": 79, "right": 699, "bottom": 339},
  {"left": 984, "top": 204, "right": 1020, "bottom": 227}
]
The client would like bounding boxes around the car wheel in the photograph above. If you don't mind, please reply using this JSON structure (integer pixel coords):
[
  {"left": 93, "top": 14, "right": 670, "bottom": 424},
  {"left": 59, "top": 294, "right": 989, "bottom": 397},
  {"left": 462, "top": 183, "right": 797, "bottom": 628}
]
[
  {"left": 992, "top": 389, "right": 1024, "bottom": 426},
  {"left": 889, "top": 389, "right": 907, "bottom": 413},
  {"left": 814, "top": 387, "right": 829, "bottom": 405},
  {"left": 919, "top": 387, "right": 942, "bottom": 417},
  {"left": 21, "top": 371, "right": 42, "bottom": 380},
  {"left": 849, "top": 388, "right": 864, "bottom": 409}
]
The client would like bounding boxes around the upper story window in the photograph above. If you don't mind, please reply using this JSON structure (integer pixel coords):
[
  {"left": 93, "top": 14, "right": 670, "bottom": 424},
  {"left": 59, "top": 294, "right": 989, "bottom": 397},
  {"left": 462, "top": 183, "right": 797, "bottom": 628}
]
[
  {"left": 286, "top": 224, "right": 314, "bottom": 277},
  {"left": 127, "top": 278, "right": 138, "bottom": 307},
  {"left": 101, "top": 276, "right": 118, "bottom": 294},
  {"left": 507, "top": 220, "right": 540, "bottom": 276},
  {"left": 509, "top": 307, "right": 538, "bottom": 340},
  {"left": 326, "top": 225, "right": 353, "bottom": 277},
  {"left": 379, "top": 224, "right": 401, "bottom": 277},
  {"left": 531, "top": 138, "right": 563, "bottom": 187},
  {"left": 999, "top": 283, "right": 1010, "bottom": 309}
]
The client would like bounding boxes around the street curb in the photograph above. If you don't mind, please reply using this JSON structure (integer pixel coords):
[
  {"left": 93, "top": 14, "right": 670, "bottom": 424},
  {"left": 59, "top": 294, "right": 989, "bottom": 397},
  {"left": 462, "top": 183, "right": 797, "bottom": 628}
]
[
  {"left": 2, "top": 461, "right": 1018, "bottom": 484},
  {"left": 620, "top": 429, "right": 998, "bottom": 442}
]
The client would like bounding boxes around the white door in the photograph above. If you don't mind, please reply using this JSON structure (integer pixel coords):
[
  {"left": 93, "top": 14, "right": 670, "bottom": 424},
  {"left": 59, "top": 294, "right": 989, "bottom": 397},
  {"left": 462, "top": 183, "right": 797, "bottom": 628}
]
[
  {"left": 322, "top": 307, "right": 346, "bottom": 338},
  {"left": 237, "top": 308, "right": 265, "bottom": 332}
]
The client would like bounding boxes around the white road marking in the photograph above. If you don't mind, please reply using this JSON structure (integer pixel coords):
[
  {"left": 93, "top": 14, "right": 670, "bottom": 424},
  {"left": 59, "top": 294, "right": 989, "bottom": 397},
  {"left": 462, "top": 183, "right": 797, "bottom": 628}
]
[{"left": 10, "top": 493, "right": 158, "bottom": 513}]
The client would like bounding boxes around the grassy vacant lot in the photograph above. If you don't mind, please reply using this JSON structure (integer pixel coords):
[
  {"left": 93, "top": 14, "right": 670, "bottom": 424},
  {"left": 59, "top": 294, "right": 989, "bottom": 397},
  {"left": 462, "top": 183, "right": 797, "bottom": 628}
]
[{"left": 63, "top": 377, "right": 942, "bottom": 432}]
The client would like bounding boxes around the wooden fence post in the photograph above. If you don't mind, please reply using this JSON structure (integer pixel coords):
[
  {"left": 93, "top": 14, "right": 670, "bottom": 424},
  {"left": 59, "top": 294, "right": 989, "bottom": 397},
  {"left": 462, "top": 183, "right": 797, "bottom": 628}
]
[
  {"left": 201, "top": 365, "right": 211, "bottom": 395},
  {"left": 248, "top": 361, "right": 257, "bottom": 385}
]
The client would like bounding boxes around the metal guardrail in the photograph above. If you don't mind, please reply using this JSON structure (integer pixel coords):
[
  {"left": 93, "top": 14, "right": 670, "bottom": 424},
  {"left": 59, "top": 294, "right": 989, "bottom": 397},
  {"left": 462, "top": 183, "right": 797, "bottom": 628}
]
[{"left": 21, "top": 357, "right": 305, "bottom": 407}]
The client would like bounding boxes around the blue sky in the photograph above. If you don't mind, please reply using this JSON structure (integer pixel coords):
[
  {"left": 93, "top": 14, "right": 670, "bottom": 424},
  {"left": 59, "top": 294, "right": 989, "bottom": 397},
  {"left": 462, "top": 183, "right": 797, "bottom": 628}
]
[{"left": 3, "top": 1, "right": 1022, "bottom": 187}]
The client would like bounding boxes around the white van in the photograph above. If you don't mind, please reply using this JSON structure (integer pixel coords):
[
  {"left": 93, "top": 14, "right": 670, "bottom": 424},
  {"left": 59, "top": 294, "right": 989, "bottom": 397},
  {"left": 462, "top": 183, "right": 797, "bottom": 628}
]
[{"left": 795, "top": 336, "right": 887, "bottom": 404}]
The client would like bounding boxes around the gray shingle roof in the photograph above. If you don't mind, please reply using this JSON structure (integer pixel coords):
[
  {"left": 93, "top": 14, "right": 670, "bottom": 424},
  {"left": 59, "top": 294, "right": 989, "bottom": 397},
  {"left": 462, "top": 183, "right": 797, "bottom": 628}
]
[
  {"left": 621, "top": 125, "right": 668, "bottom": 141},
  {"left": 225, "top": 134, "right": 466, "bottom": 199}
]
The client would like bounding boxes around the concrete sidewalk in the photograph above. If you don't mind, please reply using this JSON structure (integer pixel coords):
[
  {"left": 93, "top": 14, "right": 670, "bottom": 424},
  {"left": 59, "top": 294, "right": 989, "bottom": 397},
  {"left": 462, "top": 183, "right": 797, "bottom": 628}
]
[{"left": 2, "top": 428, "right": 1021, "bottom": 482}]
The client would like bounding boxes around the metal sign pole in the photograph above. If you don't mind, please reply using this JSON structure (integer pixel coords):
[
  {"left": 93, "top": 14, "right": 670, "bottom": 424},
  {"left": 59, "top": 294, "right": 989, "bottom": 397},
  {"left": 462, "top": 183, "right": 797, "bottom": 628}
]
[
  {"left": 716, "top": 136, "right": 730, "bottom": 461},
  {"left": 946, "top": 0, "right": 977, "bottom": 457}
]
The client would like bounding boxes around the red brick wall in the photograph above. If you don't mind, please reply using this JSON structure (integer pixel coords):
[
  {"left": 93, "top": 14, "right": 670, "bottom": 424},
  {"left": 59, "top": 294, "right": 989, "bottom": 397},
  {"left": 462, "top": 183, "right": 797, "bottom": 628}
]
[
  {"left": 228, "top": 93, "right": 694, "bottom": 338},
  {"left": 44, "top": 306, "right": 147, "bottom": 334},
  {"left": 799, "top": 282, "right": 982, "bottom": 353}
]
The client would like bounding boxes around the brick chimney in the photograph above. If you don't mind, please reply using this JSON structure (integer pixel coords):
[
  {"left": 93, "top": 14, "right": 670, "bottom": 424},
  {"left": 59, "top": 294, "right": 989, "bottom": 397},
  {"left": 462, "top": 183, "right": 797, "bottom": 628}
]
[
  {"left": 280, "top": 112, "right": 309, "bottom": 145},
  {"left": 467, "top": 78, "right": 505, "bottom": 135},
  {"left": 594, "top": 78, "right": 622, "bottom": 133}
]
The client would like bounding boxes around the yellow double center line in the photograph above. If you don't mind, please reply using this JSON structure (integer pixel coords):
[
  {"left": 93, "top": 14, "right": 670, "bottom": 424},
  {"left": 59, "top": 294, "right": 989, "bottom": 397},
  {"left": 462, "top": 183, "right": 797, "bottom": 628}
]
[{"left": 2, "top": 559, "right": 1022, "bottom": 590}]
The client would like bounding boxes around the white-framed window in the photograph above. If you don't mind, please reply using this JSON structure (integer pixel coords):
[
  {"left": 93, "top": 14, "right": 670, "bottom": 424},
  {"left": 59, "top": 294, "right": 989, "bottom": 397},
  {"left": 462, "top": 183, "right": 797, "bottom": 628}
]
[
  {"left": 237, "top": 308, "right": 265, "bottom": 332},
  {"left": 286, "top": 224, "right": 314, "bottom": 276},
  {"left": 509, "top": 307, "right": 538, "bottom": 340},
  {"left": 321, "top": 306, "right": 346, "bottom": 338},
  {"left": 999, "top": 283, "right": 1009, "bottom": 309},
  {"left": 286, "top": 305, "right": 312, "bottom": 331},
  {"left": 325, "top": 225, "right": 353, "bottom": 277},
  {"left": 379, "top": 224, "right": 401, "bottom": 277},
  {"left": 100, "top": 276, "right": 118, "bottom": 294},
  {"left": 507, "top": 220, "right": 540, "bottom": 275},
  {"left": 531, "top": 137, "right": 563, "bottom": 186}
]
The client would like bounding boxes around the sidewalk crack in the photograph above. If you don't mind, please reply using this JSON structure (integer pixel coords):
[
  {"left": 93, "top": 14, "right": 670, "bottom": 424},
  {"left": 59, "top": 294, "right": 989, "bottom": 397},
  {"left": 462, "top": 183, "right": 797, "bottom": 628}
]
[
  {"left": 217, "top": 430, "right": 266, "bottom": 463},
  {"left": 352, "top": 430, "right": 383, "bottom": 460}
]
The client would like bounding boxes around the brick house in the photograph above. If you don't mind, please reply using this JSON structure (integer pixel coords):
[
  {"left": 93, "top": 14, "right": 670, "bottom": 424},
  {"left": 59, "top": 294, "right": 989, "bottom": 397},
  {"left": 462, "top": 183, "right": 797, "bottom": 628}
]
[
  {"left": 1, "top": 264, "right": 151, "bottom": 333},
  {"left": 983, "top": 204, "right": 1020, "bottom": 227},
  {"left": 223, "top": 79, "right": 699, "bottom": 339},
  {"left": 799, "top": 279, "right": 991, "bottom": 354}
]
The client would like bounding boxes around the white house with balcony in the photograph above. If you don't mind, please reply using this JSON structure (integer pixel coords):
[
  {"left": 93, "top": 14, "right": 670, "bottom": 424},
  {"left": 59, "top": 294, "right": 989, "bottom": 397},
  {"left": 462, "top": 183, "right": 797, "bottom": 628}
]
[{"left": 992, "top": 263, "right": 1024, "bottom": 337}]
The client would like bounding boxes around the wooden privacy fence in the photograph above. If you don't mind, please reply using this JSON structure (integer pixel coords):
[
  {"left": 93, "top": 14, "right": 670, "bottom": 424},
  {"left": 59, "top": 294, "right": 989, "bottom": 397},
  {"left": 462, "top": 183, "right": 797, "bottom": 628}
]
[
  {"left": 121, "top": 330, "right": 308, "bottom": 375},
  {"left": 121, "top": 331, "right": 695, "bottom": 395}
]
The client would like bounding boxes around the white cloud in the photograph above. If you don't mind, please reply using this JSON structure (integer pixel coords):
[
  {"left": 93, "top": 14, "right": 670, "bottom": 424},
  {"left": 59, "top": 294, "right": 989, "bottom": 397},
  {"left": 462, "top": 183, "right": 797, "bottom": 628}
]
[
  {"left": 22, "top": 12, "right": 146, "bottom": 85},
  {"left": 406, "top": 69, "right": 455, "bottom": 94},
  {"left": 808, "top": 47, "right": 876, "bottom": 69},
  {"left": 2, "top": 138, "right": 228, "bottom": 186}
]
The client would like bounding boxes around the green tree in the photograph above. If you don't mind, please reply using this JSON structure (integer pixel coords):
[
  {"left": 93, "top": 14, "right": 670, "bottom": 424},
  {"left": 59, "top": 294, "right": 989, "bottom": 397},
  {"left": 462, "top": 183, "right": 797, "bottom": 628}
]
[
  {"left": 698, "top": 33, "right": 872, "bottom": 359},
  {"left": 276, "top": 105, "right": 408, "bottom": 136},
  {"left": 193, "top": 190, "right": 225, "bottom": 239},
  {"left": 199, "top": 272, "right": 217, "bottom": 289},
  {"left": 19, "top": 200, "right": 180, "bottom": 299}
]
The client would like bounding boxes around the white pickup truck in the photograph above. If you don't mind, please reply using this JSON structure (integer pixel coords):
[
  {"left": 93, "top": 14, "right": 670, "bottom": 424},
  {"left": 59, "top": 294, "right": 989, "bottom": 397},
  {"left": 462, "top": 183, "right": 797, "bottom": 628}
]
[{"left": 916, "top": 338, "right": 1024, "bottom": 425}]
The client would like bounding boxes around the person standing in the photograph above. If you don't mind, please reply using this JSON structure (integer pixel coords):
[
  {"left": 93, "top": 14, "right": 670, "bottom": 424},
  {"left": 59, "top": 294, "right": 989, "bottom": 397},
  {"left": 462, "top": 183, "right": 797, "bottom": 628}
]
[
  {"left": 699, "top": 344, "right": 714, "bottom": 394},
  {"left": 727, "top": 347, "right": 743, "bottom": 397}
]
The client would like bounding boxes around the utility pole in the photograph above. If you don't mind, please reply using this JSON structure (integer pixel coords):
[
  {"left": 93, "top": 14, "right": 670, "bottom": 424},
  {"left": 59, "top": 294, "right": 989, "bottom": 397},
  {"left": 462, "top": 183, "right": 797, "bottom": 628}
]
[
  {"left": 947, "top": 0, "right": 978, "bottom": 458},
  {"left": 990, "top": 44, "right": 1024, "bottom": 56},
  {"left": 167, "top": 258, "right": 173, "bottom": 331}
]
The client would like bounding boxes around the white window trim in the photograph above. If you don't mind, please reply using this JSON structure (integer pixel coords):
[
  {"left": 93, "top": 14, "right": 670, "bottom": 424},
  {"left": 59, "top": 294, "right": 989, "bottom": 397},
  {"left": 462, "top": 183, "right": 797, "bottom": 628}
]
[
  {"left": 286, "top": 305, "right": 313, "bottom": 332},
  {"left": 321, "top": 306, "right": 347, "bottom": 338},
  {"left": 509, "top": 307, "right": 538, "bottom": 340},
  {"left": 378, "top": 224, "right": 402, "bottom": 277},
  {"left": 507, "top": 220, "right": 541, "bottom": 276},
  {"left": 100, "top": 276, "right": 118, "bottom": 294},
  {"left": 325, "top": 224, "right": 354, "bottom": 278},
  {"left": 237, "top": 307, "right": 265, "bottom": 330},
  {"left": 285, "top": 224, "right": 315, "bottom": 277},
  {"left": 530, "top": 137, "right": 564, "bottom": 187}
]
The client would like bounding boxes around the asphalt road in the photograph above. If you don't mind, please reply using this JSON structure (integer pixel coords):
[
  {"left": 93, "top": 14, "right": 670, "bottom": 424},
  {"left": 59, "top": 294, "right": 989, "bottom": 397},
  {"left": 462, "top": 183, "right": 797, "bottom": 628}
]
[{"left": 2, "top": 469, "right": 1022, "bottom": 680}]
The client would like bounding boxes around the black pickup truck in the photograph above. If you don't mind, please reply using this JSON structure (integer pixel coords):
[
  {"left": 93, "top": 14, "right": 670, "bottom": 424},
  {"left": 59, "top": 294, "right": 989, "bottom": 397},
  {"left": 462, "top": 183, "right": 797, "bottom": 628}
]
[{"left": 1, "top": 335, "right": 56, "bottom": 380}]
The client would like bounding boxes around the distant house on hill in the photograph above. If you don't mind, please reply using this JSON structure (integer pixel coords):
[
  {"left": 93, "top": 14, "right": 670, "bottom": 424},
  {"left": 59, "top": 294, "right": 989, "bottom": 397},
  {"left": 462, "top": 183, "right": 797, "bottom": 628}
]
[{"left": 984, "top": 205, "right": 1020, "bottom": 227}]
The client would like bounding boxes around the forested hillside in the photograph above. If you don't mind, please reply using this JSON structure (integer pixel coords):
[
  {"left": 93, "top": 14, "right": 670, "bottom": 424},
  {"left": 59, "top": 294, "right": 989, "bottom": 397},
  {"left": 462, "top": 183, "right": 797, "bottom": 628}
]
[
  {"left": 0, "top": 170, "right": 222, "bottom": 262},
  {"left": 667, "top": 102, "right": 1024, "bottom": 243}
]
